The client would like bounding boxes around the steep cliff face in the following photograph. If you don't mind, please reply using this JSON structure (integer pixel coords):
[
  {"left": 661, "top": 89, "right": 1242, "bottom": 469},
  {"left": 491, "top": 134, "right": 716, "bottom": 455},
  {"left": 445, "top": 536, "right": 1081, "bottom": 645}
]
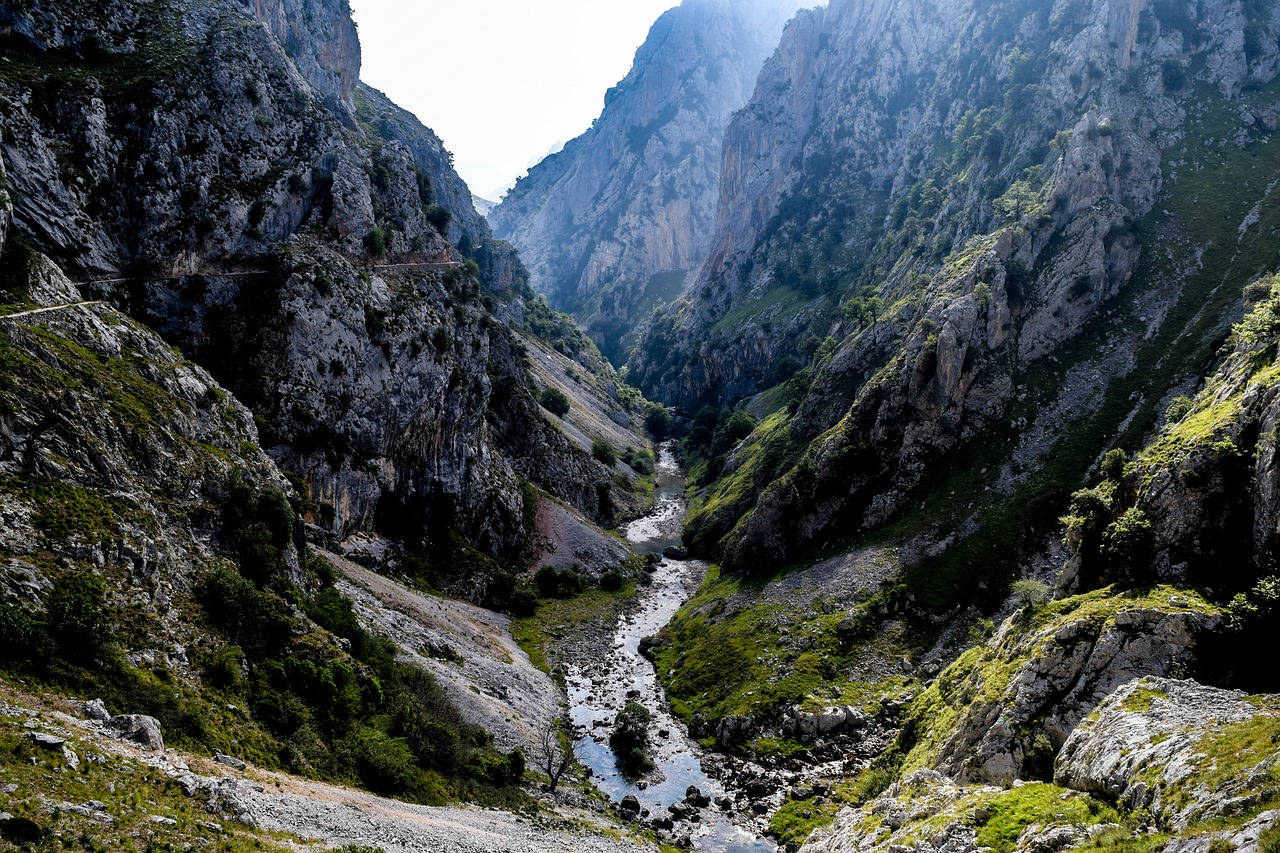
[
  {"left": 488, "top": 0, "right": 803, "bottom": 364},
  {"left": 0, "top": 0, "right": 623, "bottom": 571},
  {"left": 249, "top": 0, "right": 360, "bottom": 116},
  {"left": 641, "top": 0, "right": 1280, "bottom": 582}
]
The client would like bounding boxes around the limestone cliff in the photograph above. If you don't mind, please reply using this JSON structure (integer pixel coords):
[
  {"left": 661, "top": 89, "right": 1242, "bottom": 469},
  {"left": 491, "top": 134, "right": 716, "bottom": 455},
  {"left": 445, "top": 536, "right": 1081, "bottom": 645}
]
[
  {"left": 0, "top": 0, "right": 627, "bottom": 572},
  {"left": 488, "top": 0, "right": 803, "bottom": 364},
  {"left": 639, "top": 0, "right": 1280, "bottom": 584}
]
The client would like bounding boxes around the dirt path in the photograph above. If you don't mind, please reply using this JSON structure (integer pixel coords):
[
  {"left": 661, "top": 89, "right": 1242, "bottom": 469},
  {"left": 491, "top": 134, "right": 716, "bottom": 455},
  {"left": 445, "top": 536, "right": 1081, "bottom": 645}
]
[
  {"left": 0, "top": 300, "right": 104, "bottom": 320},
  {"left": 2, "top": 686, "right": 657, "bottom": 853},
  {"left": 245, "top": 769, "right": 655, "bottom": 853}
]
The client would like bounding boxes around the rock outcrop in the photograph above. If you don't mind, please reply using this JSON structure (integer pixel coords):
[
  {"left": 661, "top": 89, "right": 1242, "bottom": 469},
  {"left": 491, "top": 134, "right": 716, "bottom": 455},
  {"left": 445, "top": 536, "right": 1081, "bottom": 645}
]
[
  {"left": 249, "top": 0, "right": 360, "bottom": 116},
  {"left": 0, "top": 0, "right": 627, "bottom": 568},
  {"left": 903, "top": 587, "right": 1219, "bottom": 786},
  {"left": 1056, "top": 676, "right": 1280, "bottom": 830},
  {"left": 489, "top": 0, "right": 804, "bottom": 364}
]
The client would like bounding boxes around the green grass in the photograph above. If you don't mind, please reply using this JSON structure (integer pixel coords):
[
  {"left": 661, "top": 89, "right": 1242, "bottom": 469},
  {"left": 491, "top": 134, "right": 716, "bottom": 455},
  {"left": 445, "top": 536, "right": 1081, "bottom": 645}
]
[
  {"left": 653, "top": 564, "right": 920, "bottom": 733},
  {"left": 509, "top": 583, "right": 640, "bottom": 677},
  {"left": 0, "top": 700, "right": 299, "bottom": 853},
  {"left": 973, "top": 784, "right": 1121, "bottom": 852}
]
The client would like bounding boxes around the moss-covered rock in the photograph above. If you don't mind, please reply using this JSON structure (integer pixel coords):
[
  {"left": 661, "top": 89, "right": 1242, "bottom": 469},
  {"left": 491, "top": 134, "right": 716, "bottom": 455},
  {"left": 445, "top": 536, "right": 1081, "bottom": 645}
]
[{"left": 901, "top": 586, "right": 1220, "bottom": 786}]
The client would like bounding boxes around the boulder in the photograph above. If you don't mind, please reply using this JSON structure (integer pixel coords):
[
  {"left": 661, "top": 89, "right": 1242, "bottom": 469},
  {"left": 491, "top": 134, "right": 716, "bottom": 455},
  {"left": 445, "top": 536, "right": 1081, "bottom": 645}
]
[
  {"left": 108, "top": 715, "right": 164, "bottom": 752},
  {"left": 84, "top": 699, "right": 111, "bottom": 723},
  {"left": 619, "top": 794, "right": 641, "bottom": 814},
  {"left": 684, "top": 785, "right": 710, "bottom": 808}
]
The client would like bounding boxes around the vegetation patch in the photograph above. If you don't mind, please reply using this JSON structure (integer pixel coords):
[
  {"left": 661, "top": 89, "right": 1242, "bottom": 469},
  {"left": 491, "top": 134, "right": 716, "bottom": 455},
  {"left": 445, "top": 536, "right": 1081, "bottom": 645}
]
[{"left": 972, "top": 784, "right": 1120, "bottom": 852}]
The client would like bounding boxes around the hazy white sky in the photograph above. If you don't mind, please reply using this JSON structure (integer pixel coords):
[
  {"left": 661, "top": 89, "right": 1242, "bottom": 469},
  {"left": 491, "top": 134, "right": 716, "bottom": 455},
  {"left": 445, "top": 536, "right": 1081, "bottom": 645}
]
[{"left": 350, "top": 0, "right": 679, "bottom": 200}]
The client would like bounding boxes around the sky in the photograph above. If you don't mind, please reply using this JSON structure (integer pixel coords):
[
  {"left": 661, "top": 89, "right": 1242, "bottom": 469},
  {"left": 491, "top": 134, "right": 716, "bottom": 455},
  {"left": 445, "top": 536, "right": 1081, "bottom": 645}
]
[{"left": 349, "top": 0, "right": 680, "bottom": 201}]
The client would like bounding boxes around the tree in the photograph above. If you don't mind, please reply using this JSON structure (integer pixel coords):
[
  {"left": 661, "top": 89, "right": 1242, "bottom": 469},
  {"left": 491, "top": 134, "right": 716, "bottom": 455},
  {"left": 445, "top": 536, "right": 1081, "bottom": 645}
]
[
  {"left": 644, "top": 403, "right": 672, "bottom": 439},
  {"left": 1010, "top": 578, "right": 1051, "bottom": 611},
  {"left": 532, "top": 718, "right": 579, "bottom": 793},
  {"left": 610, "top": 701, "right": 653, "bottom": 777},
  {"left": 539, "top": 387, "right": 570, "bottom": 418}
]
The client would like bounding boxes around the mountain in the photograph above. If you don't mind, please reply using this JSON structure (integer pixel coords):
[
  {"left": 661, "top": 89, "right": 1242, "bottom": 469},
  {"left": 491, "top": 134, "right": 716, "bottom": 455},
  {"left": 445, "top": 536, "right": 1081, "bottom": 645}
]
[
  {"left": 631, "top": 0, "right": 1280, "bottom": 581},
  {"left": 611, "top": 0, "right": 1280, "bottom": 847},
  {"left": 488, "top": 0, "right": 806, "bottom": 364},
  {"left": 0, "top": 0, "right": 648, "bottom": 586},
  {"left": 0, "top": 0, "right": 658, "bottom": 834}
]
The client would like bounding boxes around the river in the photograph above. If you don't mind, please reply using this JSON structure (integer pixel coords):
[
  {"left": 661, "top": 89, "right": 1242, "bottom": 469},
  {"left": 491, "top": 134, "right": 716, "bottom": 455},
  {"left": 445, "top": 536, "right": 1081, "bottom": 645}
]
[{"left": 565, "top": 444, "right": 775, "bottom": 853}]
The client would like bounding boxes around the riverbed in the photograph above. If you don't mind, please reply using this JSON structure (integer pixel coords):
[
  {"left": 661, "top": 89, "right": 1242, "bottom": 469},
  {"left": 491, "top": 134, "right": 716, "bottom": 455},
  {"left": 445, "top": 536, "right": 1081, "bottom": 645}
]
[{"left": 565, "top": 444, "right": 776, "bottom": 853}]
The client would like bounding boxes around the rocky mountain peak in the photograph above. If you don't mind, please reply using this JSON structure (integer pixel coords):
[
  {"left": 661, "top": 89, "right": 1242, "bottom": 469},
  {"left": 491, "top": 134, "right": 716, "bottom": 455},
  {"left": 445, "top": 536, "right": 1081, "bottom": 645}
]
[{"left": 489, "top": 0, "right": 806, "bottom": 364}]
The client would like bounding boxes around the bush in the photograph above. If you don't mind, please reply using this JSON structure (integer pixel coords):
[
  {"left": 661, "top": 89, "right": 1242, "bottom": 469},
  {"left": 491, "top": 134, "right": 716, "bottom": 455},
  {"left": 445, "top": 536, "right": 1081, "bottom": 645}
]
[
  {"left": 1099, "top": 448, "right": 1128, "bottom": 482},
  {"left": 1010, "top": 578, "right": 1050, "bottom": 610},
  {"left": 363, "top": 227, "right": 388, "bottom": 258},
  {"left": 539, "top": 387, "right": 570, "bottom": 418},
  {"left": 222, "top": 478, "right": 296, "bottom": 586},
  {"left": 1101, "top": 507, "right": 1152, "bottom": 581},
  {"left": 507, "top": 583, "right": 539, "bottom": 616},
  {"left": 1164, "top": 395, "right": 1194, "bottom": 426},
  {"left": 337, "top": 725, "right": 416, "bottom": 793},
  {"left": 0, "top": 602, "right": 49, "bottom": 667},
  {"left": 425, "top": 205, "right": 452, "bottom": 234},
  {"left": 622, "top": 447, "right": 654, "bottom": 475},
  {"left": 599, "top": 568, "right": 625, "bottom": 592},
  {"left": 46, "top": 572, "right": 110, "bottom": 663},
  {"left": 534, "top": 566, "right": 583, "bottom": 599},
  {"left": 644, "top": 403, "right": 672, "bottom": 439},
  {"left": 610, "top": 701, "right": 653, "bottom": 777},
  {"left": 591, "top": 438, "right": 617, "bottom": 467}
]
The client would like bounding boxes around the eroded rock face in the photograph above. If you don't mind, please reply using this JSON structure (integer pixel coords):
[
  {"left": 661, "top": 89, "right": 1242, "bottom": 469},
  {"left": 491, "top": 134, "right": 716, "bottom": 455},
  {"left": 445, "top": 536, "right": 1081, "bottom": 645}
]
[
  {"left": 628, "top": 0, "right": 1280, "bottom": 573},
  {"left": 0, "top": 0, "right": 614, "bottom": 564},
  {"left": 489, "top": 0, "right": 804, "bottom": 364},
  {"left": 1056, "top": 677, "right": 1280, "bottom": 831},
  {"left": 248, "top": 0, "right": 360, "bottom": 115},
  {"left": 915, "top": 594, "right": 1218, "bottom": 786}
]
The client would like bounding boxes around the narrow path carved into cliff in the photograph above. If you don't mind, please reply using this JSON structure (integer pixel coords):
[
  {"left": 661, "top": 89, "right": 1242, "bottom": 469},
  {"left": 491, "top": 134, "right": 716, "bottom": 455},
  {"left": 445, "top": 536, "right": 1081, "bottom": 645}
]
[{"left": 0, "top": 301, "right": 104, "bottom": 321}]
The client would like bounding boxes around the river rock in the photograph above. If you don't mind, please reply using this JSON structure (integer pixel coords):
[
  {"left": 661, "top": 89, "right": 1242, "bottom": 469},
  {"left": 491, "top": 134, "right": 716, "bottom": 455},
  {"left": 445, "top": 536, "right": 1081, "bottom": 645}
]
[
  {"left": 619, "top": 795, "right": 641, "bottom": 814},
  {"left": 663, "top": 546, "right": 689, "bottom": 561},
  {"left": 684, "top": 785, "right": 710, "bottom": 808}
]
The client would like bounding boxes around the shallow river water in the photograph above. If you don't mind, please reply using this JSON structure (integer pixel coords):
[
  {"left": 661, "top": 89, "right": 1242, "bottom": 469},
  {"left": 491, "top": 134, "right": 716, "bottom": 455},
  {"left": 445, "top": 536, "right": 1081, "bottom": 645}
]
[{"left": 566, "top": 444, "right": 775, "bottom": 852}]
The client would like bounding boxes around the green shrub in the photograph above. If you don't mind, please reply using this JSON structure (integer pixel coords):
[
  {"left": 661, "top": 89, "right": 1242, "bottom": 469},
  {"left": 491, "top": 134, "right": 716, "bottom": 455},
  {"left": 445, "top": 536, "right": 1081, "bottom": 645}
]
[
  {"left": 1010, "top": 578, "right": 1050, "bottom": 610},
  {"left": 0, "top": 602, "right": 50, "bottom": 667},
  {"left": 534, "top": 566, "right": 583, "bottom": 598},
  {"left": 507, "top": 584, "right": 539, "bottom": 617},
  {"left": 425, "top": 205, "right": 452, "bottom": 234},
  {"left": 610, "top": 701, "right": 653, "bottom": 777},
  {"left": 599, "top": 569, "right": 625, "bottom": 592},
  {"left": 1101, "top": 507, "right": 1153, "bottom": 581},
  {"left": 539, "top": 387, "right": 570, "bottom": 417},
  {"left": 46, "top": 572, "right": 110, "bottom": 663},
  {"left": 591, "top": 438, "right": 617, "bottom": 466},
  {"left": 1164, "top": 395, "right": 1194, "bottom": 425},
  {"left": 363, "top": 226, "right": 388, "bottom": 258},
  {"left": 644, "top": 403, "right": 672, "bottom": 439},
  {"left": 337, "top": 725, "right": 416, "bottom": 793},
  {"left": 1099, "top": 448, "right": 1128, "bottom": 482},
  {"left": 222, "top": 478, "right": 295, "bottom": 586}
]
